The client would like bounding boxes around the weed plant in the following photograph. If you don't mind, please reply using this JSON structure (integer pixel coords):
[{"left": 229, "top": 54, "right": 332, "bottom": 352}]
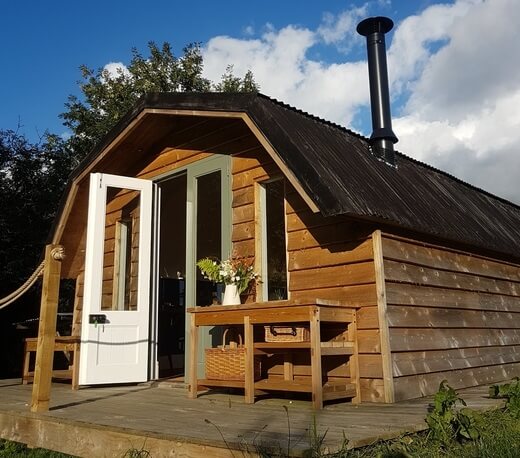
[{"left": 317, "top": 380, "right": 520, "bottom": 458}]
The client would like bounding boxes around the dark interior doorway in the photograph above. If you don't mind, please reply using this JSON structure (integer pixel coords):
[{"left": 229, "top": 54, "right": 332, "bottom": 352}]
[{"left": 157, "top": 174, "right": 187, "bottom": 378}]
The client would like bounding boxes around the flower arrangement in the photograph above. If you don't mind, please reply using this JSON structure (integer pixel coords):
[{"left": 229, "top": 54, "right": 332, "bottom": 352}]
[{"left": 196, "top": 257, "right": 258, "bottom": 294}]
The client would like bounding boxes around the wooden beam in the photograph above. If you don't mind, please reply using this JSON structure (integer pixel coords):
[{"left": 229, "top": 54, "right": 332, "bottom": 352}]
[
  {"left": 372, "top": 230, "right": 395, "bottom": 403},
  {"left": 31, "top": 244, "right": 64, "bottom": 412}
]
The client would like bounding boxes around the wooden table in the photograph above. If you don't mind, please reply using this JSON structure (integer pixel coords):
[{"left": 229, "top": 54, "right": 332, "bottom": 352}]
[{"left": 187, "top": 300, "right": 360, "bottom": 409}]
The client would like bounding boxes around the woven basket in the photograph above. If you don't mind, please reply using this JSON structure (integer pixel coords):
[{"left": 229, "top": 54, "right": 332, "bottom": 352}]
[
  {"left": 205, "top": 329, "right": 261, "bottom": 381},
  {"left": 264, "top": 325, "right": 310, "bottom": 342}
]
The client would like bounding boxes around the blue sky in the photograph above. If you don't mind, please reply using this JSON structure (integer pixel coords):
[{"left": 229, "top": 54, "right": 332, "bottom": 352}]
[
  {"left": 2, "top": 0, "right": 520, "bottom": 203},
  {"left": 0, "top": 0, "right": 431, "bottom": 138}
]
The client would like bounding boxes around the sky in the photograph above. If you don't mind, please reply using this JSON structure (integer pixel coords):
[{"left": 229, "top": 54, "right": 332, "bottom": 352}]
[{"left": 2, "top": 0, "right": 520, "bottom": 204}]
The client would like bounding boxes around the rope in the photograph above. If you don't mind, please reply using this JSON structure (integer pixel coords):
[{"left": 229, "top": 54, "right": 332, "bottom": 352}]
[{"left": 0, "top": 246, "right": 65, "bottom": 311}]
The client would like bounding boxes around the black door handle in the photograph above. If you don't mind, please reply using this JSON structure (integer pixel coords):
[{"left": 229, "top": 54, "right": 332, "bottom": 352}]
[{"left": 89, "top": 314, "right": 108, "bottom": 324}]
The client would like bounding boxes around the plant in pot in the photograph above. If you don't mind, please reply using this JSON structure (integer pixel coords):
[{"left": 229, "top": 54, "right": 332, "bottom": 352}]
[{"left": 196, "top": 257, "right": 258, "bottom": 305}]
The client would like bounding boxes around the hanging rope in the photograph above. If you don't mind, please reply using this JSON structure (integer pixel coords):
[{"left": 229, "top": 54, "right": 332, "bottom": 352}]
[{"left": 0, "top": 246, "right": 65, "bottom": 311}]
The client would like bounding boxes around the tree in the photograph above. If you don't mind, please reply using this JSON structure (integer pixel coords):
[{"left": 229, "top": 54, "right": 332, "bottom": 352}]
[
  {"left": 0, "top": 130, "right": 77, "bottom": 377},
  {"left": 0, "top": 41, "right": 258, "bottom": 377},
  {"left": 214, "top": 65, "right": 258, "bottom": 93},
  {"left": 0, "top": 130, "right": 75, "bottom": 295},
  {"left": 61, "top": 42, "right": 259, "bottom": 160}
]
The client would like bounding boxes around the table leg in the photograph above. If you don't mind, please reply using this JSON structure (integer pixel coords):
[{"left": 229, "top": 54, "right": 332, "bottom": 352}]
[
  {"left": 244, "top": 316, "right": 254, "bottom": 404},
  {"left": 188, "top": 315, "right": 198, "bottom": 399},
  {"left": 310, "top": 307, "right": 323, "bottom": 409},
  {"left": 71, "top": 343, "right": 80, "bottom": 390}
]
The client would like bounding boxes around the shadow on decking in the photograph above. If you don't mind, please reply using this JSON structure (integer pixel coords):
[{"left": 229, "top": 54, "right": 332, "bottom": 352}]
[
  {"left": 48, "top": 385, "right": 153, "bottom": 411},
  {"left": 0, "top": 379, "right": 505, "bottom": 457}
]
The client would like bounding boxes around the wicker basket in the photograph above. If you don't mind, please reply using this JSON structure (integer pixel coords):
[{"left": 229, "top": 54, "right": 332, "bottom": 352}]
[
  {"left": 264, "top": 325, "right": 310, "bottom": 342},
  {"left": 205, "top": 329, "right": 261, "bottom": 381}
]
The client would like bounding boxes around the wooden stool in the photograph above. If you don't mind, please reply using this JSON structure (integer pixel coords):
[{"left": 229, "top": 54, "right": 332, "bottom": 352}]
[{"left": 22, "top": 336, "right": 80, "bottom": 390}]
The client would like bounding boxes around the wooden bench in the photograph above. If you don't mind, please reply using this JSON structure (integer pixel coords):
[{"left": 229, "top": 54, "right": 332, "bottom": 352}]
[{"left": 22, "top": 336, "right": 80, "bottom": 390}]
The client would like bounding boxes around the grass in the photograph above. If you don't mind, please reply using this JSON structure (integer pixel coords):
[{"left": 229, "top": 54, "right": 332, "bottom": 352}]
[
  {"left": 310, "top": 380, "right": 520, "bottom": 458},
  {"left": 0, "top": 440, "right": 75, "bottom": 457},
  {"left": 325, "top": 408, "right": 520, "bottom": 457}
]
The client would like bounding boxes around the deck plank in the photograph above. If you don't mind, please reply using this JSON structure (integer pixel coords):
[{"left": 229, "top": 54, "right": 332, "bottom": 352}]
[{"left": 0, "top": 379, "right": 504, "bottom": 456}]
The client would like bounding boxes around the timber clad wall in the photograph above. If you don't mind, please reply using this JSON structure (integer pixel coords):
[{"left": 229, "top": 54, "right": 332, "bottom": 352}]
[
  {"left": 381, "top": 234, "right": 520, "bottom": 401},
  {"left": 58, "top": 107, "right": 520, "bottom": 404},
  {"left": 70, "top": 118, "right": 259, "bottom": 334},
  {"left": 231, "top": 147, "right": 385, "bottom": 402},
  {"left": 68, "top": 122, "right": 387, "bottom": 402}
]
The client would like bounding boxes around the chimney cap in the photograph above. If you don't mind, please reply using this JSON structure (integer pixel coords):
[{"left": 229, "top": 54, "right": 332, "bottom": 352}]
[{"left": 356, "top": 16, "right": 394, "bottom": 36}]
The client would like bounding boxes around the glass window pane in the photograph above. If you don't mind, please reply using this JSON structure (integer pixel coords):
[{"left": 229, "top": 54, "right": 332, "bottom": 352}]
[
  {"left": 102, "top": 187, "right": 140, "bottom": 311},
  {"left": 265, "top": 180, "right": 288, "bottom": 301},
  {"left": 196, "top": 171, "right": 222, "bottom": 306}
]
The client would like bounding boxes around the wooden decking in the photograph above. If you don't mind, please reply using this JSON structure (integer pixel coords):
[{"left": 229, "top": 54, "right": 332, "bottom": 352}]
[{"left": 0, "top": 378, "right": 504, "bottom": 457}]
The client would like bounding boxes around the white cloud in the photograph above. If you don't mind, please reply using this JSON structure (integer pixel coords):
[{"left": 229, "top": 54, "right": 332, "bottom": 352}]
[
  {"left": 392, "top": 0, "right": 520, "bottom": 203},
  {"left": 203, "top": 15, "right": 369, "bottom": 128},
  {"left": 202, "top": 0, "right": 520, "bottom": 204},
  {"left": 102, "top": 62, "right": 130, "bottom": 81},
  {"left": 387, "top": 0, "right": 475, "bottom": 94},
  {"left": 317, "top": 5, "right": 367, "bottom": 48}
]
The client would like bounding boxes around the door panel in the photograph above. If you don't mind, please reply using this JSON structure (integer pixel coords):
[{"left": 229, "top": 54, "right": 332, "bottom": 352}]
[
  {"left": 185, "top": 156, "right": 231, "bottom": 377},
  {"left": 79, "top": 173, "right": 153, "bottom": 385}
]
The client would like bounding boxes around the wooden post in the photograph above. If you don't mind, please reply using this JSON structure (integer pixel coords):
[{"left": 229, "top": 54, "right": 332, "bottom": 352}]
[
  {"left": 373, "top": 230, "right": 395, "bottom": 403},
  {"left": 31, "top": 244, "right": 64, "bottom": 412},
  {"left": 310, "top": 306, "right": 323, "bottom": 409},
  {"left": 244, "top": 316, "right": 254, "bottom": 404}
]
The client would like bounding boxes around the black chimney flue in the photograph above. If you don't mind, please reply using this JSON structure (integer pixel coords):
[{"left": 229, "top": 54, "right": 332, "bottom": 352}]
[{"left": 357, "top": 16, "right": 398, "bottom": 165}]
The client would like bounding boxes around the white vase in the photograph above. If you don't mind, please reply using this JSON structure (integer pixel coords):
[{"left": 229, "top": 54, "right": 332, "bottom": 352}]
[{"left": 222, "top": 284, "right": 241, "bottom": 305}]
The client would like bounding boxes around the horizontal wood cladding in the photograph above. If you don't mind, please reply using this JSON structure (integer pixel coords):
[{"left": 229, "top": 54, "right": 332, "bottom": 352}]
[
  {"left": 387, "top": 305, "right": 520, "bottom": 329},
  {"left": 394, "top": 362, "right": 520, "bottom": 401},
  {"left": 231, "top": 150, "right": 383, "bottom": 401},
  {"left": 290, "top": 284, "right": 378, "bottom": 308},
  {"left": 287, "top": 222, "right": 371, "bottom": 251},
  {"left": 288, "top": 239, "right": 373, "bottom": 270},
  {"left": 381, "top": 234, "right": 520, "bottom": 401},
  {"left": 390, "top": 328, "right": 520, "bottom": 352},
  {"left": 383, "top": 235, "right": 520, "bottom": 282},
  {"left": 386, "top": 283, "right": 520, "bottom": 312},
  {"left": 359, "top": 378, "right": 386, "bottom": 402},
  {"left": 393, "top": 345, "right": 520, "bottom": 377},
  {"left": 289, "top": 262, "right": 375, "bottom": 291},
  {"left": 385, "top": 260, "right": 520, "bottom": 297}
]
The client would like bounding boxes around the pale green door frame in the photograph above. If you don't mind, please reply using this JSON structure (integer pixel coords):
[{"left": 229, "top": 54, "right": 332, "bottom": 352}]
[{"left": 185, "top": 155, "right": 232, "bottom": 378}]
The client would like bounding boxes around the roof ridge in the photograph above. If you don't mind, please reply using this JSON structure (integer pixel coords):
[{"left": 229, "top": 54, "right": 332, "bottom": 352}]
[{"left": 256, "top": 92, "right": 520, "bottom": 212}]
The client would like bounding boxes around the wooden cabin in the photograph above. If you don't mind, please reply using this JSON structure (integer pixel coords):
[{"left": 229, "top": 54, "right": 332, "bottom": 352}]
[{"left": 44, "top": 92, "right": 520, "bottom": 406}]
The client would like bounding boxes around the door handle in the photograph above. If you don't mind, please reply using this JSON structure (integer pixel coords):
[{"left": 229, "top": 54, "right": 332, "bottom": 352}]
[{"left": 89, "top": 314, "right": 108, "bottom": 324}]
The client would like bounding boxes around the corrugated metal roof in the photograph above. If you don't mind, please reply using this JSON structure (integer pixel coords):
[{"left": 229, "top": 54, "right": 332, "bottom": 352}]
[{"left": 70, "top": 92, "right": 520, "bottom": 259}]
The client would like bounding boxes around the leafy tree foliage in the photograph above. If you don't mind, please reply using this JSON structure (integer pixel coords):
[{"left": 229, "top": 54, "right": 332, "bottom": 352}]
[
  {"left": 61, "top": 42, "right": 258, "bottom": 160},
  {"left": 0, "top": 42, "right": 258, "bottom": 367},
  {"left": 0, "top": 130, "right": 76, "bottom": 295}
]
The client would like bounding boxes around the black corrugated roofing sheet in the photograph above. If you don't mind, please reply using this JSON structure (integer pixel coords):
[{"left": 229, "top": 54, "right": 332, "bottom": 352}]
[{"left": 73, "top": 92, "right": 520, "bottom": 259}]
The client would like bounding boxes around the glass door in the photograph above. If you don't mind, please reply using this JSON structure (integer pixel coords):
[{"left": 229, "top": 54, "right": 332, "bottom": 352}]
[
  {"left": 152, "top": 155, "right": 231, "bottom": 380},
  {"left": 186, "top": 156, "right": 231, "bottom": 376}
]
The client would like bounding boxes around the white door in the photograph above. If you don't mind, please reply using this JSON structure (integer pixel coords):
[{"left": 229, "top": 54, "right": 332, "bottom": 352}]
[{"left": 79, "top": 173, "right": 153, "bottom": 385}]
